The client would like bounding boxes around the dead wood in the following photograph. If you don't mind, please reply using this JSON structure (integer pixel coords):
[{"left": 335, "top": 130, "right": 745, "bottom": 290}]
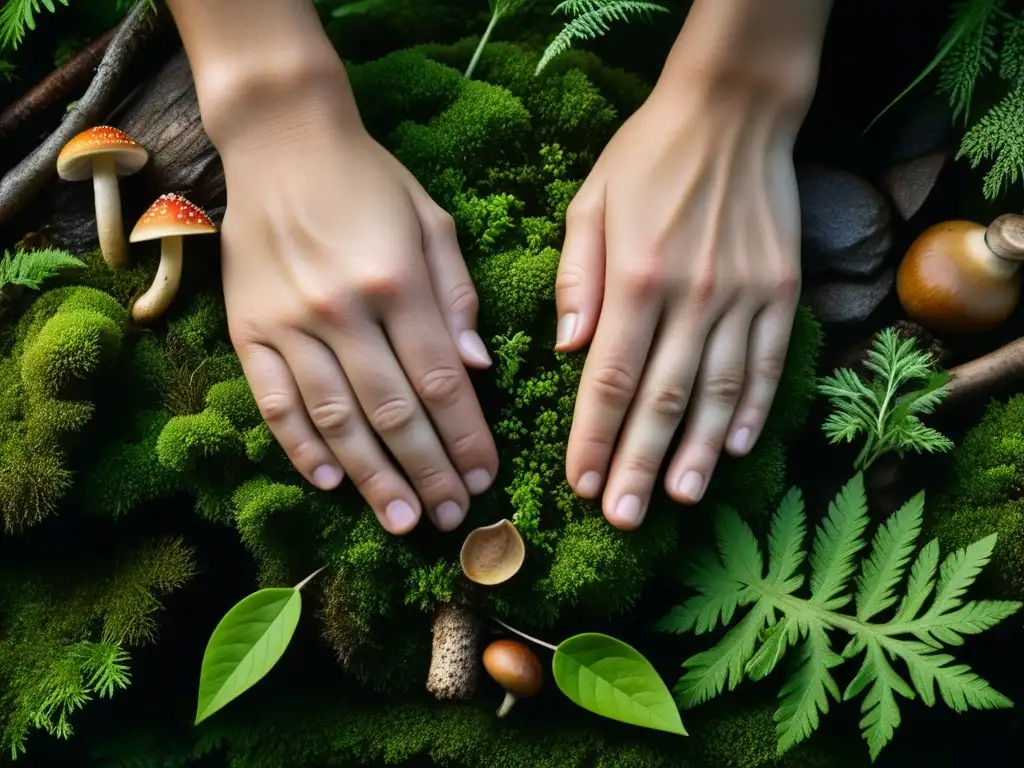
[{"left": 944, "top": 338, "right": 1024, "bottom": 407}]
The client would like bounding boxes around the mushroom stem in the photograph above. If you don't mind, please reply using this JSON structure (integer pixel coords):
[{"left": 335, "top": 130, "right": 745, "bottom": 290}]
[
  {"left": 496, "top": 690, "right": 517, "bottom": 718},
  {"left": 944, "top": 338, "right": 1024, "bottom": 406},
  {"left": 985, "top": 213, "right": 1024, "bottom": 262},
  {"left": 132, "top": 235, "right": 183, "bottom": 324},
  {"left": 92, "top": 153, "right": 128, "bottom": 269}
]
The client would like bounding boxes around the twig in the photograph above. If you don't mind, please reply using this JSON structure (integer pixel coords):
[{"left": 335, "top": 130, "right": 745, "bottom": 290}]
[
  {"left": 944, "top": 338, "right": 1024, "bottom": 406},
  {"left": 491, "top": 617, "right": 558, "bottom": 651},
  {"left": 0, "top": 27, "right": 117, "bottom": 143},
  {"left": 0, "top": 2, "right": 162, "bottom": 226}
]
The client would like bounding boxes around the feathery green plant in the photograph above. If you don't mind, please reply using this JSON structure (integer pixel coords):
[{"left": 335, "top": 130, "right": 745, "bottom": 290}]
[
  {"left": 817, "top": 328, "right": 953, "bottom": 471},
  {"left": 0, "top": 0, "right": 69, "bottom": 50},
  {"left": 465, "top": 0, "right": 538, "bottom": 80},
  {"left": 654, "top": 473, "right": 1020, "bottom": 761},
  {"left": 0, "top": 249, "right": 85, "bottom": 292},
  {"left": 536, "top": 0, "right": 670, "bottom": 74}
]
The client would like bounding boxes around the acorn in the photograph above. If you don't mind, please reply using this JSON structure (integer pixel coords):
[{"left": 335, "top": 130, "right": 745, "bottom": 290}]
[
  {"left": 482, "top": 639, "right": 543, "bottom": 717},
  {"left": 896, "top": 214, "right": 1024, "bottom": 334}
]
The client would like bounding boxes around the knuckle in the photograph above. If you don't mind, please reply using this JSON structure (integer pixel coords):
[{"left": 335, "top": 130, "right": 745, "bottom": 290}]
[
  {"left": 417, "top": 366, "right": 464, "bottom": 408},
  {"left": 446, "top": 280, "right": 478, "bottom": 318},
  {"left": 308, "top": 397, "right": 354, "bottom": 434},
  {"left": 256, "top": 392, "right": 293, "bottom": 424},
  {"left": 410, "top": 463, "right": 451, "bottom": 492},
  {"left": 703, "top": 368, "right": 745, "bottom": 403},
  {"left": 565, "top": 196, "right": 597, "bottom": 227},
  {"left": 688, "top": 269, "right": 719, "bottom": 307},
  {"left": 754, "top": 352, "right": 786, "bottom": 384},
  {"left": 369, "top": 396, "right": 417, "bottom": 434},
  {"left": 302, "top": 287, "right": 350, "bottom": 324},
  {"left": 648, "top": 383, "right": 692, "bottom": 420},
  {"left": 357, "top": 267, "right": 408, "bottom": 300},
  {"left": 590, "top": 362, "right": 638, "bottom": 405},
  {"left": 773, "top": 268, "right": 801, "bottom": 300},
  {"left": 430, "top": 209, "right": 458, "bottom": 239},
  {"left": 620, "top": 451, "right": 663, "bottom": 477},
  {"left": 555, "top": 259, "right": 586, "bottom": 296}
]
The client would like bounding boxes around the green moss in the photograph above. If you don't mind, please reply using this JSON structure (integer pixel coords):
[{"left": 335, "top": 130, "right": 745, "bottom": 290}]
[{"left": 931, "top": 394, "right": 1024, "bottom": 597}]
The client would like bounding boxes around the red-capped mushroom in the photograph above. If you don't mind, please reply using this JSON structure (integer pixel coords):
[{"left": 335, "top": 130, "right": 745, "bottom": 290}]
[
  {"left": 129, "top": 193, "right": 216, "bottom": 323},
  {"left": 56, "top": 126, "right": 148, "bottom": 269}
]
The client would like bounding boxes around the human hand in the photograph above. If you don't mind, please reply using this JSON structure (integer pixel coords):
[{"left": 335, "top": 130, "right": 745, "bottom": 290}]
[
  {"left": 555, "top": 80, "right": 806, "bottom": 530},
  {"left": 215, "top": 108, "right": 499, "bottom": 536}
]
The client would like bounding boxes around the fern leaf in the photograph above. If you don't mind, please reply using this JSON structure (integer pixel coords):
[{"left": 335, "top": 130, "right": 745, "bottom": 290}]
[
  {"left": 1000, "top": 15, "right": 1024, "bottom": 84},
  {"left": 897, "top": 643, "right": 1013, "bottom": 712},
  {"left": 957, "top": 81, "right": 1024, "bottom": 199},
  {"left": 843, "top": 640, "right": 915, "bottom": 761},
  {"left": 937, "top": 0, "right": 1003, "bottom": 124},
  {"left": 809, "top": 473, "right": 870, "bottom": 610},
  {"left": 665, "top": 551, "right": 753, "bottom": 634},
  {"left": 892, "top": 538, "right": 940, "bottom": 623},
  {"left": 855, "top": 492, "right": 924, "bottom": 622},
  {"left": 926, "top": 533, "right": 997, "bottom": 618},
  {"left": 715, "top": 506, "right": 765, "bottom": 585},
  {"left": 536, "top": 0, "right": 670, "bottom": 74},
  {"left": 774, "top": 623, "right": 843, "bottom": 753},
  {"left": 0, "top": 0, "right": 69, "bottom": 50},
  {"left": 766, "top": 487, "right": 807, "bottom": 591},
  {"left": 0, "top": 248, "right": 85, "bottom": 291}
]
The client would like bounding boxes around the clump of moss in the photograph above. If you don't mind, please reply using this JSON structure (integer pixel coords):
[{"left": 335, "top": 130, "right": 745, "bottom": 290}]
[{"left": 930, "top": 394, "right": 1024, "bottom": 598}]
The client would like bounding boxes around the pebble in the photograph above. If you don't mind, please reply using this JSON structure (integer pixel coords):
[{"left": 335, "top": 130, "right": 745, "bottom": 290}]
[
  {"left": 802, "top": 268, "right": 895, "bottom": 324},
  {"left": 798, "top": 165, "right": 892, "bottom": 277},
  {"left": 881, "top": 150, "right": 948, "bottom": 221}
]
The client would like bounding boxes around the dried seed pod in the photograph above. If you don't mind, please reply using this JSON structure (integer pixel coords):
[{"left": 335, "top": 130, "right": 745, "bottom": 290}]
[{"left": 460, "top": 519, "right": 525, "bottom": 586}]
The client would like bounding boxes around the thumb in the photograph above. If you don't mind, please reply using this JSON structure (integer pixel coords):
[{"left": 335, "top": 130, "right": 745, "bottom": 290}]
[
  {"left": 555, "top": 188, "right": 607, "bottom": 352},
  {"left": 419, "top": 206, "right": 492, "bottom": 370}
]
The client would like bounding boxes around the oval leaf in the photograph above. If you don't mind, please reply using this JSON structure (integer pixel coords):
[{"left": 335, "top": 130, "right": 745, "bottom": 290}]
[
  {"left": 195, "top": 587, "right": 301, "bottom": 724},
  {"left": 552, "top": 632, "right": 686, "bottom": 735}
]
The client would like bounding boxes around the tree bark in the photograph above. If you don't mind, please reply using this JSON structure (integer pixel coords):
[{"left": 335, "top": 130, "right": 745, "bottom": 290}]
[{"left": 40, "top": 49, "right": 225, "bottom": 252}]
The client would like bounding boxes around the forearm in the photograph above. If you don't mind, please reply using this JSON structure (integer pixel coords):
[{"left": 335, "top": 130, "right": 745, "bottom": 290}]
[
  {"left": 660, "top": 0, "right": 833, "bottom": 107},
  {"left": 165, "top": 0, "right": 358, "bottom": 147}
]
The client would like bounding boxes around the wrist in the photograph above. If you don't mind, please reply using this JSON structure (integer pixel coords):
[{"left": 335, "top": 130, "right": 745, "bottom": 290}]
[{"left": 658, "top": 0, "right": 831, "bottom": 113}]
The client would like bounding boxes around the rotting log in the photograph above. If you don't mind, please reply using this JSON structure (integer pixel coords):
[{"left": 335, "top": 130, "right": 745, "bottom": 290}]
[
  {"left": 944, "top": 337, "right": 1024, "bottom": 407},
  {"left": 40, "top": 49, "right": 225, "bottom": 253},
  {"left": 0, "top": 1, "right": 172, "bottom": 227}
]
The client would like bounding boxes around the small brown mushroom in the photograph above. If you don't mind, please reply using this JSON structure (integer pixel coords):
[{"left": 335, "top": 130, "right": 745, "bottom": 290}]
[
  {"left": 896, "top": 214, "right": 1024, "bottom": 334},
  {"left": 460, "top": 519, "right": 526, "bottom": 585},
  {"left": 56, "top": 126, "right": 148, "bottom": 269},
  {"left": 482, "top": 639, "right": 543, "bottom": 717},
  {"left": 129, "top": 193, "right": 216, "bottom": 324}
]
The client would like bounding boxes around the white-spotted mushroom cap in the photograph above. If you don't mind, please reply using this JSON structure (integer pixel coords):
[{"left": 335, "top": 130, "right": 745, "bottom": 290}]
[
  {"left": 56, "top": 126, "right": 149, "bottom": 181},
  {"left": 460, "top": 519, "right": 526, "bottom": 586},
  {"left": 130, "top": 193, "right": 217, "bottom": 242}
]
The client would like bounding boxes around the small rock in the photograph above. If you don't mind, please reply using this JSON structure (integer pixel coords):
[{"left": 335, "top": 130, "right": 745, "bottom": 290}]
[
  {"left": 888, "top": 94, "right": 953, "bottom": 164},
  {"left": 798, "top": 166, "right": 892, "bottom": 277},
  {"left": 802, "top": 268, "right": 895, "bottom": 324},
  {"left": 882, "top": 150, "right": 948, "bottom": 221}
]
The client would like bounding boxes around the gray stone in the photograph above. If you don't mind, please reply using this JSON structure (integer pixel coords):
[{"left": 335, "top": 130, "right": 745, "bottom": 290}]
[
  {"left": 798, "top": 165, "right": 893, "bottom": 277},
  {"left": 882, "top": 150, "right": 948, "bottom": 221},
  {"left": 802, "top": 268, "right": 895, "bottom": 324}
]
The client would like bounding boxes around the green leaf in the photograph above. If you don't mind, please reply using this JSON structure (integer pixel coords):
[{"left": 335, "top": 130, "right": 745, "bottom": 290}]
[
  {"left": 195, "top": 584, "right": 305, "bottom": 724},
  {"left": 552, "top": 632, "right": 686, "bottom": 735}
]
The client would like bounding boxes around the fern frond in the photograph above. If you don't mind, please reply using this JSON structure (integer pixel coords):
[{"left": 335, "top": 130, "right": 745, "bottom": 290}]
[
  {"left": 958, "top": 80, "right": 1024, "bottom": 199},
  {"left": 817, "top": 327, "right": 953, "bottom": 470},
  {"left": 937, "top": 0, "right": 1004, "bottom": 123},
  {"left": 0, "top": 0, "right": 69, "bottom": 50},
  {"left": 999, "top": 15, "right": 1024, "bottom": 84},
  {"left": 655, "top": 473, "right": 1020, "bottom": 761},
  {"left": 536, "top": 0, "right": 670, "bottom": 75},
  {"left": 0, "top": 248, "right": 85, "bottom": 291}
]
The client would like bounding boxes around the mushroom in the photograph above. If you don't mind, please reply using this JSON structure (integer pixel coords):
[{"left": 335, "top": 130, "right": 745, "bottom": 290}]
[
  {"left": 56, "top": 126, "right": 148, "bottom": 269},
  {"left": 482, "top": 639, "right": 543, "bottom": 717},
  {"left": 460, "top": 519, "right": 526, "bottom": 585},
  {"left": 129, "top": 193, "right": 216, "bottom": 324},
  {"left": 896, "top": 214, "right": 1024, "bottom": 334}
]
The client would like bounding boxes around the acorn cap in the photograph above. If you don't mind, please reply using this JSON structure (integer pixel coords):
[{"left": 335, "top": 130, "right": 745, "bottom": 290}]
[
  {"left": 460, "top": 519, "right": 526, "bottom": 586},
  {"left": 130, "top": 193, "right": 216, "bottom": 242},
  {"left": 57, "top": 126, "right": 149, "bottom": 181}
]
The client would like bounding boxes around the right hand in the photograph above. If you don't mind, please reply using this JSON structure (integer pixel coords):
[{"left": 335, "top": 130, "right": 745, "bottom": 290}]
[{"left": 214, "top": 104, "right": 499, "bottom": 536}]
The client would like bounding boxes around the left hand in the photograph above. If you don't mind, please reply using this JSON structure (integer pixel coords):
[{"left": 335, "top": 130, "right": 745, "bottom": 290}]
[{"left": 555, "top": 78, "right": 805, "bottom": 530}]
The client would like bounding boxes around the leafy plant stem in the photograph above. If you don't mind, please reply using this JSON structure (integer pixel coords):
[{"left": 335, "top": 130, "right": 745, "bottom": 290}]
[
  {"left": 491, "top": 617, "right": 557, "bottom": 651},
  {"left": 294, "top": 566, "right": 325, "bottom": 591},
  {"left": 465, "top": 10, "right": 501, "bottom": 79}
]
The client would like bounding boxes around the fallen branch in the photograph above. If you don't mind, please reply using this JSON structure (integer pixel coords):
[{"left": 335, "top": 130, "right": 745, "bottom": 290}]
[
  {"left": 0, "top": 1, "right": 164, "bottom": 226},
  {"left": 0, "top": 27, "right": 117, "bottom": 144},
  {"left": 944, "top": 338, "right": 1024, "bottom": 406}
]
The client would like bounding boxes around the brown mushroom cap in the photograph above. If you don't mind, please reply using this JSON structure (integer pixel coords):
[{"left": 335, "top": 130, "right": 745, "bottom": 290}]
[
  {"left": 896, "top": 219, "right": 1022, "bottom": 334},
  {"left": 57, "top": 126, "right": 148, "bottom": 181},
  {"left": 482, "top": 639, "right": 543, "bottom": 699}
]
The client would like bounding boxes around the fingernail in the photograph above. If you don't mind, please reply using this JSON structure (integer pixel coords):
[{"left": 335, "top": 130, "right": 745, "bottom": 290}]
[
  {"left": 677, "top": 471, "right": 705, "bottom": 502},
  {"left": 613, "top": 494, "right": 645, "bottom": 527},
  {"left": 730, "top": 427, "right": 752, "bottom": 455},
  {"left": 312, "top": 464, "right": 342, "bottom": 490},
  {"left": 384, "top": 500, "right": 418, "bottom": 533},
  {"left": 459, "top": 330, "right": 492, "bottom": 366},
  {"left": 576, "top": 471, "right": 603, "bottom": 497},
  {"left": 433, "top": 500, "right": 465, "bottom": 531},
  {"left": 463, "top": 468, "right": 492, "bottom": 495},
  {"left": 556, "top": 313, "right": 578, "bottom": 347}
]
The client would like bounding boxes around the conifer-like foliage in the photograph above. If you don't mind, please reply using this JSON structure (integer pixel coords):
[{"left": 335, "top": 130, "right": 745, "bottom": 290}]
[
  {"left": 536, "top": 0, "right": 670, "bottom": 74},
  {"left": 0, "top": 249, "right": 84, "bottom": 292},
  {"left": 654, "top": 473, "right": 1020, "bottom": 761},
  {"left": 817, "top": 328, "right": 953, "bottom": 470}
]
